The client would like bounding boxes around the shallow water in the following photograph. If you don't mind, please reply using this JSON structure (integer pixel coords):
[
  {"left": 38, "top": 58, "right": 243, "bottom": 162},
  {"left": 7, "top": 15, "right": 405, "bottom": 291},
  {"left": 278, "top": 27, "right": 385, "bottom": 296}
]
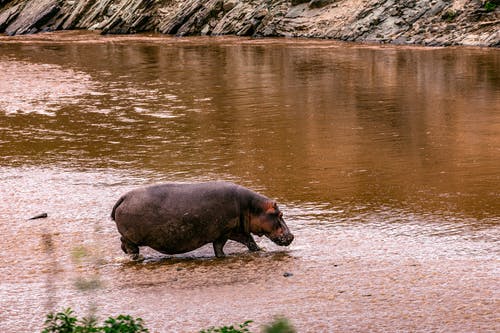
[{"left": 0, "top": 32, "right": 499, "bottom": 332}]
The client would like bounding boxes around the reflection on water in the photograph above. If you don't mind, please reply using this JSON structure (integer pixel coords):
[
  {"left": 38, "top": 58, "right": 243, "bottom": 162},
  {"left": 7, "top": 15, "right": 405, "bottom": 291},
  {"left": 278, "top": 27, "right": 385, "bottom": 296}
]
[
  {"left": 0, "top": 32, "right": 499, "bottom": 332},
  {"left": 0, "top": 60, "right": 94, "bottom": 116},
  {"left": 1, "top": 33, "right": 498, "bottom": 219}
]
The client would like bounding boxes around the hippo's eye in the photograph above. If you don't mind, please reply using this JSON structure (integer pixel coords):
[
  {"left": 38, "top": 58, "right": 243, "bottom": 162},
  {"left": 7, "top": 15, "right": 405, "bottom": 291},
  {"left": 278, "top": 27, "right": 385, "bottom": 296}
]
[
  {"left": 269, "top": 211, "right": 282, "bottom": 219},
  {"left": 268, "top": 210, "right": 280, "bottom": 217}
]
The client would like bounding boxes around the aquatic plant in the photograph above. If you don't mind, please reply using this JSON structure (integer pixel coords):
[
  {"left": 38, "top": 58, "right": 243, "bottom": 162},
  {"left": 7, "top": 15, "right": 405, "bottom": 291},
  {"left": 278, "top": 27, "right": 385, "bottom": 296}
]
[{"left": 41, "top": 308, "right": 148, "bottom": 333}]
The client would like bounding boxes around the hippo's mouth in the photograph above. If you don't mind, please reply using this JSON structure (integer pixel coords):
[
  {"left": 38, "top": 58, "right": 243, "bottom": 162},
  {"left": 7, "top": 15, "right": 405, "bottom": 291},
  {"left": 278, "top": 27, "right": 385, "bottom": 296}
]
[{"left": 270, "top": 233, "right": 294, "bottom": 246}]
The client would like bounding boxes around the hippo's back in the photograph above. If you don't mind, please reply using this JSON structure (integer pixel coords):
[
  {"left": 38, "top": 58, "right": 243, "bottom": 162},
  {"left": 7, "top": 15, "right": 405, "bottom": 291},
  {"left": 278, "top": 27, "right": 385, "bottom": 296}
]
[
  {"left": 125, "top": 181, "right": 240, "bottom": 211},
  {"left": 111, "top": 181, "right": 243, "bottom": 253}
]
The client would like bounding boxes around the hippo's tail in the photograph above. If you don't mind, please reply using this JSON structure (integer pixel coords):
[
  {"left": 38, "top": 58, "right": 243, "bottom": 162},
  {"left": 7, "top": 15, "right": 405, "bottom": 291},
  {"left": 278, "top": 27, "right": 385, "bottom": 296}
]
[{"left": 111, "top": 196, "right": 126, "bottom": 221}]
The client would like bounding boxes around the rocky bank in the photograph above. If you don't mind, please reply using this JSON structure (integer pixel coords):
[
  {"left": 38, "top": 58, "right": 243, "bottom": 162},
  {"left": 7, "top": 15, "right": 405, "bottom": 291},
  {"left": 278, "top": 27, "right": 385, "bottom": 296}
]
[{"left": 0, "top": 0, "right": 498, "bottom": 46}]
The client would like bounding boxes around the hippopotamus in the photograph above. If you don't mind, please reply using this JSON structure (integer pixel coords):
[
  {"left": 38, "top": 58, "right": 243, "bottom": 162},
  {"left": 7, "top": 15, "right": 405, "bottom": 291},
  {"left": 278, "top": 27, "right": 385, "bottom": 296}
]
[{"left": 111, "top": 181, "right": 294, "bottom": 259}]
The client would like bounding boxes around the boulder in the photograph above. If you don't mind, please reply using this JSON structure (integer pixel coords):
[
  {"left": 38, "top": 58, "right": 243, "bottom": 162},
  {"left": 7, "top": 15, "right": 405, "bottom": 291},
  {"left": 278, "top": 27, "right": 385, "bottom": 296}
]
[{"left": 4, "top": 0, "right": 60, "bottom": 35}]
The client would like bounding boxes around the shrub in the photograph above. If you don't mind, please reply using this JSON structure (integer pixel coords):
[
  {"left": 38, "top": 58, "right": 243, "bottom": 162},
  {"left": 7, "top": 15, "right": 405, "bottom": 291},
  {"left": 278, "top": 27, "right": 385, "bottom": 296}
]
[
  {"left": 262, "top": 317, "right": 296, "bottom": 333},
  {"left": 441, "top": 9, "right": 458, "bottom": 22},
  {"left": 41, "top": 308, "right": 148, "bottom": 333},
  {"left": 102, "top": 315, "right": 148, "bottom": 333},
  {"left": 484, "top": 1, "right": 498, "bottom": 12},
  {"left": 42, "top": 308, "right": 78, "bottom": 333}
]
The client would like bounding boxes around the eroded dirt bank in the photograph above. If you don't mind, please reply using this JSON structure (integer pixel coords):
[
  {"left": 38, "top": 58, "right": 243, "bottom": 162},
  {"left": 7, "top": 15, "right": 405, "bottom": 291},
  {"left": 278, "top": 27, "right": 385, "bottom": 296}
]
[{"left": 0, "top": 0, "right": 499, "bottom": 46}]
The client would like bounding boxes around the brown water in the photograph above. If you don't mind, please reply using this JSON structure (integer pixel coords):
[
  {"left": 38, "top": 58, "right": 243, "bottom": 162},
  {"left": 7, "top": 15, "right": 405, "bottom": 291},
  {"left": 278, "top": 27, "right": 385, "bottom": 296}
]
[{"left": 0, "top": 32, "right": 499, "bottom": 332}]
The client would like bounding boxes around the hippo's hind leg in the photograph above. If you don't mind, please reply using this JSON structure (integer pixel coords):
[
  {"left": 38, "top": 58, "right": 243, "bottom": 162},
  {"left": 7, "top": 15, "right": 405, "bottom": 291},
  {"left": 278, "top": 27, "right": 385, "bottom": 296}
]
[
  {"left": 213, "top": 237, "right": 228, "bottom": 258},
  {"left": 120, "top": 236, "right": 141, "bottom": 260},
  {"left": 230, "top": 233, "right": 261, "bottom": 252}
]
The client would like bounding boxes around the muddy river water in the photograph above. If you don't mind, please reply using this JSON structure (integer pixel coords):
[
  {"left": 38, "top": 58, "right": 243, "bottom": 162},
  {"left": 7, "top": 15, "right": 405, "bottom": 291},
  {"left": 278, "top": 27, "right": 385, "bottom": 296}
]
[{"left": 0, "top": 32, "right": 499, "bottom": 332}]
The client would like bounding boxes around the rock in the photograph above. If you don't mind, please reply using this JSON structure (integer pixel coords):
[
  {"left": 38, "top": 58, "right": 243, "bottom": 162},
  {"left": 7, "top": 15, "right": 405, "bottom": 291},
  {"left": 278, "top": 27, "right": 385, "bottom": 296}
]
[
  {"left": 29, "top": 213, "right": 48, "bottom": 220},
  {"left": 308, "top": 0, "right": 336, "bottom": 10},
  {"left": 0, "top": 0, "right": 498, "bottom": 47},
  {"left": 174, "top": 0, "right": 224, "bottom": 36},
  {"left": 212, "top": 2, "right": 271, "bottom": 36},
  {"left": 101, "top": 0, "right": 157, "bottom": 34},
  {"left": 66, "top": 0, "right": 115, "bottom": 30},
  {"left": 283, "top": 272, "right": 293, "bottom": 277},
  {"left": 0, "top": 3, "right": 21, "bottom": 31},
  {"left": 291, "top": 0, "right": 309, "bottom": 6},
  {"left": 200, "top": 23, "right": 210, "bottom": 35},
  {"left": 223, "top": 0, "right": 237, "bottom": 12},
  {"left": 4, "top": 0, "right": 60, "bottom": 35},
  {"left": 157, "top": 0, "right": 203, "bottom": 35}
]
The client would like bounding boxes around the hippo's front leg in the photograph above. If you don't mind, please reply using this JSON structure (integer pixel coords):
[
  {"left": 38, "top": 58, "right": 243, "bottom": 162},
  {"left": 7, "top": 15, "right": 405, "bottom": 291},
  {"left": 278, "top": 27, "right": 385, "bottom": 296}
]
[
  {"left": 230, "top": 233, "right": 261, "bottom": 252},
  {"left": 213, "top": 237, "right": 228, "bottom": 258}
]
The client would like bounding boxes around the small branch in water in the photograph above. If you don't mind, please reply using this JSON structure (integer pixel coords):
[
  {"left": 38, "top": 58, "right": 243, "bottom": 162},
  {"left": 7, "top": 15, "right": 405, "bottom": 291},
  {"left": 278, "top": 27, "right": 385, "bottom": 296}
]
[{"left": 29, "top": 213, "right": 48, "bottom": 220}]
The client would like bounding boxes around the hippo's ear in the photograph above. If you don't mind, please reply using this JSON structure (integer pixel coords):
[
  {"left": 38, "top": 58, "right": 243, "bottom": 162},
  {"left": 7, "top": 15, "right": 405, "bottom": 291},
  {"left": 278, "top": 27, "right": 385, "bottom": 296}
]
[{"left": 265, "top": 201, "right": 278, "bottom": 215}]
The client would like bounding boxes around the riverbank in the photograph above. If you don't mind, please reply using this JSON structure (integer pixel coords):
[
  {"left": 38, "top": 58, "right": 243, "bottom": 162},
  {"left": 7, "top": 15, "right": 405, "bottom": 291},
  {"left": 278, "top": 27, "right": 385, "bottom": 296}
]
[{"left": 0, "top": 0, "right": 498, "bottom": 47}]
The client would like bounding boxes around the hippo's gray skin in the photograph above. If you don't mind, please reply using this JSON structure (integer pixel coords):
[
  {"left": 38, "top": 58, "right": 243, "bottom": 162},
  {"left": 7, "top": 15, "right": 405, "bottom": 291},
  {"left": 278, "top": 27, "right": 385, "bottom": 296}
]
[{"left": 111, "top": 181, "right": 294, "bottom": 259}]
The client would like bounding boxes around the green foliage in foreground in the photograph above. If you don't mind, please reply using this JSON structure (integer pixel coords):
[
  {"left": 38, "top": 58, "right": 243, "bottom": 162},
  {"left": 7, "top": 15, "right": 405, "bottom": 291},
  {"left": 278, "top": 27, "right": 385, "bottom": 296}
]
[
  {"left": 42, "top": 309, "right": 296, "bottom": 333},
  {"left": 42, "top": 308, "right": 148, "bottom": 333}
]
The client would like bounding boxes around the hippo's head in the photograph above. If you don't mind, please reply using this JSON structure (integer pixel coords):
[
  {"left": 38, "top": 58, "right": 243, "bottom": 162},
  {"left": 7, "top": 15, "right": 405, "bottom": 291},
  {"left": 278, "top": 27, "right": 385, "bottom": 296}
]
[{"left": 250, "top": 201, "right": 294, "bottom": 246}]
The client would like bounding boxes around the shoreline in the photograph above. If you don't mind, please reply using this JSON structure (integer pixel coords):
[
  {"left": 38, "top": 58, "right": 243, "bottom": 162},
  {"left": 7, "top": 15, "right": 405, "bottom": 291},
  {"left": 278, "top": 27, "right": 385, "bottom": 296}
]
[
  {"left": 1, "top": 30, "right": 498, "bottom": 51},
  {"left": 0, "top": 0, "right": 498, "bottom": 47}
]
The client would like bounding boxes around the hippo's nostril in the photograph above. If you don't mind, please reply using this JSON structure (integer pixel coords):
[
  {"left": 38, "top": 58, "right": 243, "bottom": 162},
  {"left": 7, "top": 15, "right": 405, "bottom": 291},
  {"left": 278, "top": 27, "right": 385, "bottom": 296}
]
[{"left": 272, "top": 233, "right": 294, "bottom": 246}]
